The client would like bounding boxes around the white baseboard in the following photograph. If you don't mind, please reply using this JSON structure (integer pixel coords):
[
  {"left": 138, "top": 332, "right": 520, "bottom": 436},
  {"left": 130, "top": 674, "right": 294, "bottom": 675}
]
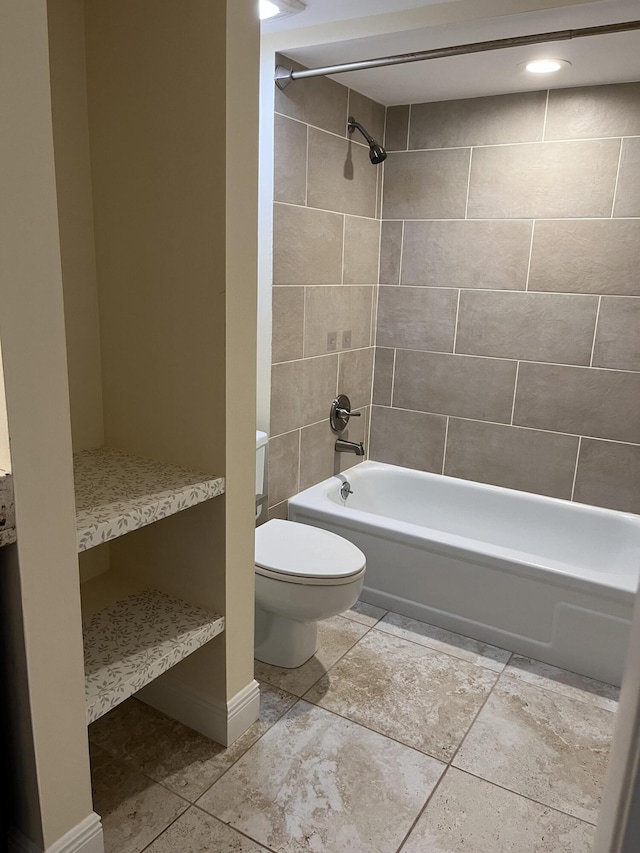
[
  {"left": 9, "top": 813, "right": 103, "bottom": 853},
  {"left": 137, "top": 675, "right": 260, "bottom": 747}
]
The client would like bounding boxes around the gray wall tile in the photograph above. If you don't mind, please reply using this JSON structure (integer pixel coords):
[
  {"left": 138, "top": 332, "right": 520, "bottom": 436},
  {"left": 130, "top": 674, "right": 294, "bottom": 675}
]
[
  {"left": 348, "top": 90, "right": 385, "bottom": 147},
  {"left": 528, "top": 219, "right": 640, "bottom": 296},
  {"left": 311, "top": 288, "right": 374, "bottom": 357},
  {"left": 377, "top": 286, "right": 457, "bottom": 352},
  {"left": 275, "top": 56, "right": 348, "bottom": 136},
  {"left": 339, "top": 347, "right": 374, "bottom": 410},
  {"left": 444, "top": 419, "right": 578, "bottom": 499},
  {"left": 574, "top": 438, "right": 640, "bottom": 514},
  {"left": 379, "top": 221, "right": 403, "bottom": 285},
  {"left": 545, "top": 83, "right": 640, "bottom": 140},
  {"left": 592, "top": 297, "right": 640, "bottom": 371},
  {"left": 373, "top": 348, "right": 395, "bottom": 406},
  {"left": 409, "top": 90, "right": 546, "bottom": 149},
  {"left": 274, "top": 114, "right": 307, "bottom": 205},
  {"left": 385, "top": 105, "right": 409, "bottom": 151},
  {"left": 272, "top": 286, "right": 304, "bottom": 363},
  {"left": 393, "top": 350, "right": 517, "bottom": 423},
  {"left": 343, "top": 216, "right": 380, "bottom": 284},
  {"left": 307, "top": 129, "right": 378, "bottom": 218},
  {"left": 613, "top": 137, "right": 640, "bottom": 218},
  {"left": 369, "top": 406, "right": 446, "bottom": 472},
  {"left": 401, "top": 220, "right": 532, "bottom": 289},
  {"left": 468, "top": 139, "right": 620, "bottom": 219},
  {"left": 268, "top": 501, "right": 289, "bottom": 521},
  {"left": 456, "top": 291, "right": 598, "bottom": 365},
  {"left": 513, "top": 362, "right": 640, "bottom": 444},
  {"left": 304, "top": 286, "right": 374, "bottom": 358},
  {"left": 270, "top": 355, "right": 338, "bottom": 435},
  {"left": 268, "top": 431, "right": 299, "bottom": 506},
  {"left": 273, "top": 203, "right": 343, "bottom": 285},
  {"left": 382, "top": 149, "right": 470, "bottom": 220},
  {"left": 299, "top": 419, "right": 338, "bottom": 490},
  {"left": 300, "top": 408, "right": 370, "bottom": 488}
]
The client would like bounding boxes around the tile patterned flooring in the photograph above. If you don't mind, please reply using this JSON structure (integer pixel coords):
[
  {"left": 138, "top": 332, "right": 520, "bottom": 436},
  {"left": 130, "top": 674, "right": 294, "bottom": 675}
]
[{"left": 89, "top": 603, "right": 618, "bottom": 853}]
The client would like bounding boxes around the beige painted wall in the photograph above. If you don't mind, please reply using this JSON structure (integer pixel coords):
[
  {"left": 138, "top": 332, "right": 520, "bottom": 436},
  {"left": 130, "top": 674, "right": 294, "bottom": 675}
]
[
  {"left": 84, "top": 0, "right": 258, "bottom": 706},
  {"left": 0, "top": 345, "right": 11, "bottom": 471},
  {"left": 224, "top": 0, "right": 260, "bottom": 699},
  {"left": 48, "top": 0, "right": 104, "bottom": 452},
  {"left": 0, "top": 0, "right": 93, "bottom": 846}
]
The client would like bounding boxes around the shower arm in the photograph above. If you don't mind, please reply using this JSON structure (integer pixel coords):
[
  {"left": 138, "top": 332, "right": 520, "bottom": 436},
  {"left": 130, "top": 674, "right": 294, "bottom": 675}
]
[
  {"left": 275, "top": 19, "right": 640, "bottom": 88},
  {"left": 348, "top": 118, "right": 376, "bottom": 147}
]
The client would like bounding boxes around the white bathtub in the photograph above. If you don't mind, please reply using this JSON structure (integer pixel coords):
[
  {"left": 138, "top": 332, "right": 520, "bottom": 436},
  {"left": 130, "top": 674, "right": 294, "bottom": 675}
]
[{"left": 288, "top": 461, "right": 640, "bottom": 685}]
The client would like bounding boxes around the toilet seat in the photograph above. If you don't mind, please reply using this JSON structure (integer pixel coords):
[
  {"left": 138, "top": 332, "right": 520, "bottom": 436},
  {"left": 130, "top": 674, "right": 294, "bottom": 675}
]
[{"left": 255, "top": 519, "right": 366, "bottom": 586}]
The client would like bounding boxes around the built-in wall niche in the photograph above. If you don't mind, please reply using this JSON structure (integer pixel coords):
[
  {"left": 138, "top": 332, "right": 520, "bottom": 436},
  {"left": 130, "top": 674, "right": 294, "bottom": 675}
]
[{"left": 49, "top": 0, "right": 231, "bottom": 726}]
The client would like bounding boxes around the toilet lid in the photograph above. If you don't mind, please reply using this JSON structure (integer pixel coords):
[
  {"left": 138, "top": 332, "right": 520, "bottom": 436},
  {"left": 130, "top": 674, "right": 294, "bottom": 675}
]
[{"left": 255, "top": 520, "right": 366, "bottom": 583}]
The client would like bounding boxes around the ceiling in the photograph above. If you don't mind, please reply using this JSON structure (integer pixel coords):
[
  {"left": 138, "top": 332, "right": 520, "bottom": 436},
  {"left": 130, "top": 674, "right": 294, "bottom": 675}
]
[{"left": 263, "top": 0, "right": 640, "bottom": 104}]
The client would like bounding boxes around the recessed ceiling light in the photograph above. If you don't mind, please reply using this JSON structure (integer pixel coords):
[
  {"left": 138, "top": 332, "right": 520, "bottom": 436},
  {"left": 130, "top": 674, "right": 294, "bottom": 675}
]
[
  {"left": 522, "top": 58, "right": 571, "bottom": 74},
  {"left": 259, "top": 0, "right": 306, "bottom": 21}
]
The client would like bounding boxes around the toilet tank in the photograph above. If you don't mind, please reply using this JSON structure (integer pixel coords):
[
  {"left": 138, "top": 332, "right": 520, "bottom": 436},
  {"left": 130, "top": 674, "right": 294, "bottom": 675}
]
[{"left": 256, "top": 431, "right": 268, "bottom": 519}]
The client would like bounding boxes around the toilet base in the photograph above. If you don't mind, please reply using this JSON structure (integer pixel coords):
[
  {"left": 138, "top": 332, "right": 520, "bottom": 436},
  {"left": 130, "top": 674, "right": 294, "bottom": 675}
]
[{"left": 255, "top": 606, "right": 318, "bottom": 668}]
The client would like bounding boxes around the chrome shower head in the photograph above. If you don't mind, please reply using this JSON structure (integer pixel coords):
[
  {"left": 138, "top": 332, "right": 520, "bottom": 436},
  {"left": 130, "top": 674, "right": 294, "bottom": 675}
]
[{"left": 347, "top": 116, "right": 387, "bottom": 165}]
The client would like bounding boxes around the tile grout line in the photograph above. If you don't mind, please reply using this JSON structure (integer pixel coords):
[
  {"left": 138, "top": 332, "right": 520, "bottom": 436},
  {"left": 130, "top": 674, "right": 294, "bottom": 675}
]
[
  {"left": 306, "top": 344, "right": 640, "bottom": 374},
  {"left": 394, "top": 767, "right": 450, "bottom": 853},
  {"left": 192, "top": 806, "right": 279, "bottom": 853},
  {"left": 304, "top": 123, "right": 309, "bottom": 207},
  {"left": 509, "top": 361, "right": 520, "bottom": 426},
  {"left": 451, "top": 288, "right": 461, "bottom": 353},
  {"left": 398, "top": 219, "right": 406, "bottom": 285},
  {"left": 571, "top": 435, "right": 583, "bottom": 501},
  {"left": 463, "top": 148, "right": 473, "bottom": 219},
  {"left": 345, "top": 405, "right": 640, "bottom": 449},
  {"left": 610, "top": 137, "right": 625, "bottom": 217},
  {"left": 406, "top": 104, "right": 412, "bottom": 151},
  {"left": 441, "top": 416, "right": 450, "bottom": 475},
  {"left": 275, "top": 282, "right": 640, "bottom": 300},
  {"left": 369, "top": 623, "right": 511, "bottom": 674},
  {"left": 541, "top": 88, "right": 550, "bottom": 141},
  {"left": 365, "top": 132, "right": 640, "bottom": 154},
  {"left": 274, "top": 109, "right": 372, "bottom": 149},
  {"left": 452, "top": 766, "right": 600, "bottom": 828},
  {"left": 524, "top": 219, "right": 536, "bottom": 291},
  {"left": 340, "top": 214, "right": 346, "bottom": 285},
  {"left": 589, "top": 295, "right": 603, "bottom": 367},
  {"left": 275, "top": 199, "right": 380, "bottom": 222},
  {"left": 297, "top": 427, "right": 302, "bottom": 495},
  {"left": 390, "top": 348, "right": 398, "bottom": 406}
]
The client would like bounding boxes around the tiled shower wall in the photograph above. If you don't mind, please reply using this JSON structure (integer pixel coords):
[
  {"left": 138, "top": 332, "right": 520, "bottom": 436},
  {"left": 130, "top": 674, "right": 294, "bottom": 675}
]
[
  {"left": 371, "top": 82, "right": 640, "bottom": 513},
  {"left": 267, "top": 61, "right": 384, "bottom": 518}
]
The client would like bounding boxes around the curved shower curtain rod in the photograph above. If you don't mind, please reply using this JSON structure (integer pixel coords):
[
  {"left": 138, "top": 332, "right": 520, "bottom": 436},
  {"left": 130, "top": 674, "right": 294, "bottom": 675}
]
[{"left": 274, "top": 19, "right": 640, "bottom": 89}]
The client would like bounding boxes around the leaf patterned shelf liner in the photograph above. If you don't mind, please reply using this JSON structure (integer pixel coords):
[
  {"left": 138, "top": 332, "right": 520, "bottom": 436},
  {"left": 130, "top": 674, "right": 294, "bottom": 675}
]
[
  {"left": 0, "top": 472, "right": 16, "bottom": 548},
  {"left": 84, "top": 588, "right": 224, "bottom": 724},
  {"left": 74, "top": 447, "right": 225, "bottom": 551}
]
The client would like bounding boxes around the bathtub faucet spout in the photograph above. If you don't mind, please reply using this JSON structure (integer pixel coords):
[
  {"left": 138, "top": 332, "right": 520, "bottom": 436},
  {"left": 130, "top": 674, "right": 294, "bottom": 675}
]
[{"left": 335, "top": 438, "right": 365, "bottom": 456}]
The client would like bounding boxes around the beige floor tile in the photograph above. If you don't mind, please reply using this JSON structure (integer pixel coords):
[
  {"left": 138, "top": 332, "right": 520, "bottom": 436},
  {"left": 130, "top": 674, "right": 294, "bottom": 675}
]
[
  {"left": 376, "top": 612, "right": 511, "bottom": 672},
  {"left": 402, "top": 767, "right": 595, "bottom": 853},
  {"left": 304, "top": 629, "right": 498, "bottom": 760},
  {"left": 506, "top": 655, "right": 619, "bottom": 711},
  {"left": 197, "top": 701, "right": 445, "bottom": 853},
  {"left": 89, "top": 684, "right": 297, "bottom": 801},
  {"left": 343, "top": 599, "right": 388, "bottom": 627},
  {"left": 254, "top": 614, "right": 369, "bottom": 696},
  {"left": 144, "top": 806, "right": 270, "bottom": 852},
  {"left": 453, "top": 675, "right": 616, "bottom": 822},
  {"left": 90, "top": 744, "right": 188, "bottom": 853}
]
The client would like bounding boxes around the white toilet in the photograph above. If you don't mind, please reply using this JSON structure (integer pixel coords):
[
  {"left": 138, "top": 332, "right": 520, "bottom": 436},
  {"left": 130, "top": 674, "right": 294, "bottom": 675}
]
[{"left": 255, "top": 431, "right": 366, "bottom": 668}]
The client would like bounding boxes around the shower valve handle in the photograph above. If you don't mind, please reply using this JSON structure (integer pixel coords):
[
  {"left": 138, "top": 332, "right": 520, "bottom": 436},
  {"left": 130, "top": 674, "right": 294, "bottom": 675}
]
[{"left": 336, "top": 408, "right": 361, "bottom": 419}]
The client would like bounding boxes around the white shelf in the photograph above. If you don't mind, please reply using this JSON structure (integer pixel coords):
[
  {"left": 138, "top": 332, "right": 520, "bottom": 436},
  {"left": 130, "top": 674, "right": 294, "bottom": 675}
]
[
  {"left": 74, "top": 447, "right": 225, "bottom": 551},
  {"left": 0, "top": 471, "right": 16, "bottom": 547},
  {"left": 83, "top": 585, "right": 224, "bottom": 724}
]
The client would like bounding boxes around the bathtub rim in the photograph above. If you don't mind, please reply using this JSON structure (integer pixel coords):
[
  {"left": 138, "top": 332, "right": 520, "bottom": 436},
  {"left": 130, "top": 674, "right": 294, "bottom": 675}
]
[{"left": 288, "top": 460, "right": 640, "bottom": 604}]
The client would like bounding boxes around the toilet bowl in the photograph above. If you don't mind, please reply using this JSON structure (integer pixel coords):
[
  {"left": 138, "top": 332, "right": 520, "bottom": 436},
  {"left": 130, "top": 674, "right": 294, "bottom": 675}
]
[{"left": 255, "top": 519, "right": 366, "bottom": 668}]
